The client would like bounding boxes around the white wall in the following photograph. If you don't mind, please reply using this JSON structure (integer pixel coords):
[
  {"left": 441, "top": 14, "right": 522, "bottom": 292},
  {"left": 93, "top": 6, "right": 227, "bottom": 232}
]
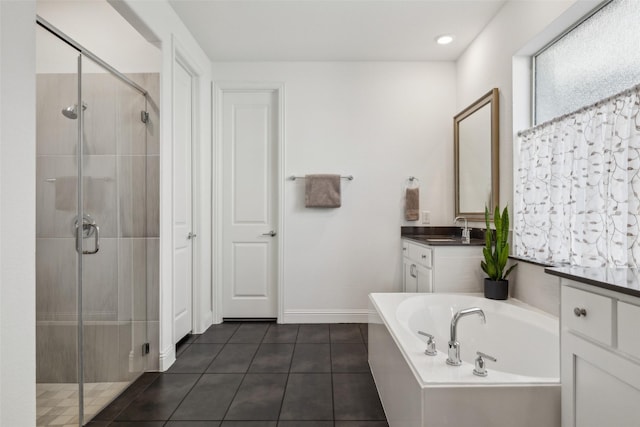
[
  {"left": 212, "top": 61, "right": 456, "bottom": 322},
  {"left": 112, "top": 0, "right": 213, "bottom": 370},
  {"left": 0, "top": 1, "right": 37, "bottom": 425},
  {"left": 456, "top": 0, "right": 575, "bottom": 217}
]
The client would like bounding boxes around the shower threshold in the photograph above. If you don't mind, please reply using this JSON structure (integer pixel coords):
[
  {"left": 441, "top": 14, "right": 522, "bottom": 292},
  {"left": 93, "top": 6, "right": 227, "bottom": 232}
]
[{"left": 36, "top": 381, "right": 129, "bottom": 426}]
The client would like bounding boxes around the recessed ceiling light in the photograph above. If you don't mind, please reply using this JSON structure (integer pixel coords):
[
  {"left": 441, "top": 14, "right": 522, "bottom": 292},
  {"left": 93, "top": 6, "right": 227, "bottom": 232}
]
[{"left": 435, "top": 35, "right": 454, "bottom": 45}]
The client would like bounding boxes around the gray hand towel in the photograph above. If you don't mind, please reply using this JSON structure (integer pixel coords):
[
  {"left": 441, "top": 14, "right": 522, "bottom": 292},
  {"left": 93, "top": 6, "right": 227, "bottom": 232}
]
[
  {"left": 305, "top": 174, "right": 341, "bottom": 208},
  {"left": 405, "top": 187, "right": 419, "bottom": 221}
]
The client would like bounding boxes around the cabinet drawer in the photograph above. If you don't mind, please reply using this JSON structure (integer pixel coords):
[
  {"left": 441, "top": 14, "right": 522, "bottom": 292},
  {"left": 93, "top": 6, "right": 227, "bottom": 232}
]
[
  {"left": 562, "top": 286, "right": 613, "bottom": 345},
  {"left": 407, "top": 243, "right": 432, "bottom": 268},
  {"left": 619, "top": 301, "right": 640, "bottom": 360}
]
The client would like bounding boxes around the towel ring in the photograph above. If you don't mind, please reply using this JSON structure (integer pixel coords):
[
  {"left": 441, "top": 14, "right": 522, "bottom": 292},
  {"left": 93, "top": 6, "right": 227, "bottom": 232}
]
[{"left": 407, "top": 176, "right": 420, "bottom": 188}]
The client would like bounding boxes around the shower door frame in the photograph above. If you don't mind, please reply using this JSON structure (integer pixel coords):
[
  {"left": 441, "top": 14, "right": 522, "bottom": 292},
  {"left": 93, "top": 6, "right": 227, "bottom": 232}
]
[{"left": 36, "top": 16, "right": 150, "bottom": 426}]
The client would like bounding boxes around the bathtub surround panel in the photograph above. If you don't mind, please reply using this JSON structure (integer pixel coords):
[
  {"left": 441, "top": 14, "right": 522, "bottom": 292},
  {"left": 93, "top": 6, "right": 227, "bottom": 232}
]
[
  {"left": 423, "top": 386, "right": 560, "bottom": 427},
  {"left": 368, "top": 320, "right": 426, "bottom": 427}
]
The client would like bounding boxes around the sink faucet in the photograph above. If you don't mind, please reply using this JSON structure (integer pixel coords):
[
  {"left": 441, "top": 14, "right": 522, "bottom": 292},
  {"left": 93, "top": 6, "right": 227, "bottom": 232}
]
[
  {"left": 446, "top": 307, "right": 486, "bottom": 366},
  {"left": 454, "top": 216, "right": 470, "bottom": 244}
]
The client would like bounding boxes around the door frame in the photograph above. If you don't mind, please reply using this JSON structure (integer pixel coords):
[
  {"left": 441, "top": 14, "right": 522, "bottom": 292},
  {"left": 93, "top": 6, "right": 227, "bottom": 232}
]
[{"left": 213, "top": 82, "right": 285, "bottom": 323}]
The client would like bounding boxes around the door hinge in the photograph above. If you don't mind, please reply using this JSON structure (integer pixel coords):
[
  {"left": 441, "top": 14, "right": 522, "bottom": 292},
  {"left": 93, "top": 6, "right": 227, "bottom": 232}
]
[
  {"left": 141, "top": 110, "right": 149, "bottom": 124},
  {"left": 142, "top": 342, "right": 150, "bottom": 355}
]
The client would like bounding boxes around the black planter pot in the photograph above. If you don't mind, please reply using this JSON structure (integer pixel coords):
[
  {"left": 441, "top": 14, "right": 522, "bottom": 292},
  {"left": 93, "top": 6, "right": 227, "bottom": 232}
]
[{"left": 484, "top": 278, "right": 509, "bottom": 300}]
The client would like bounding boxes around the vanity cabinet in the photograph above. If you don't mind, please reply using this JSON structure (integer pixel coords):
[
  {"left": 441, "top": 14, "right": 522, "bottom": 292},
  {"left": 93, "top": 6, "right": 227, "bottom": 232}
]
[
  {"left": 401, "top": 239, "right": 483, "bottom": 293},
  {"left": 560, "top": 279, "right": 640, "bottom": 427},
  {"left": 402, "top": 240, "right": 432, "bottom": 292}
]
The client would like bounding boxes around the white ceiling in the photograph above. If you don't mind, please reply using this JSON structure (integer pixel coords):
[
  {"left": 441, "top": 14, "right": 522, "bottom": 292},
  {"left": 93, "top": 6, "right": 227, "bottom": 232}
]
[
  {"left": 168, "top": 0, "right": 507, "bottom": 61},
  {"left": 37, "top": 0, "right": 161, "bottom": 73}
]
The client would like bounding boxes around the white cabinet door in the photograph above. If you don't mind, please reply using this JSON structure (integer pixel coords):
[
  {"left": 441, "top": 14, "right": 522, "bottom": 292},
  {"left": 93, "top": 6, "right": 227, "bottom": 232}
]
[
  {"left": 416, "top": 264, "right": 432, "bottom": 293},
  {"left": 562, "top": 332, "right": 640, "bottom": 427}
]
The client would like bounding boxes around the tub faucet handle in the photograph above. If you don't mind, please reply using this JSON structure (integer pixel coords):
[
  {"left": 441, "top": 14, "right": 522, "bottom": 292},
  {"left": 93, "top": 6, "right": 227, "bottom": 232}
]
[
  {"left": 473, "top": 351, "right": 497, "bottom": 377},
  {"left": 417, "top": 330, "right": 437, "bottom": 356}
]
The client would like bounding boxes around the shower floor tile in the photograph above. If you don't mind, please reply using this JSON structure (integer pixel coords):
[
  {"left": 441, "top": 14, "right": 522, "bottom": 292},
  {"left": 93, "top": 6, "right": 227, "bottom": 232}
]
[{"left": 36, "top": 381, "right": 129, "bottom": 426}]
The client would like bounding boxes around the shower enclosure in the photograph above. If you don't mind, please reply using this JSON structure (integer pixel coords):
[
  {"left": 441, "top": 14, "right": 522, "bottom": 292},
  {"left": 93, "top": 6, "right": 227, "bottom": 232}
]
[{"left": 35, "top": 18, "right": 159, "bottom": 426}]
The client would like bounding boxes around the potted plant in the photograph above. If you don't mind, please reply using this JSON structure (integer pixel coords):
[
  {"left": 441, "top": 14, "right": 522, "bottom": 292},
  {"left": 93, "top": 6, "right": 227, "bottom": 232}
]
[{"left": 481, "top": 205, "right": 517, "bottom": 300}]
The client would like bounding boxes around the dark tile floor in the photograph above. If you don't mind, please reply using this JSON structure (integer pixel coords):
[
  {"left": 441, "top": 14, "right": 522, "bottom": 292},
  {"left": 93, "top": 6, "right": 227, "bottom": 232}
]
[{"left": 87, "top": 323, "right": 388, "bottom": 427}]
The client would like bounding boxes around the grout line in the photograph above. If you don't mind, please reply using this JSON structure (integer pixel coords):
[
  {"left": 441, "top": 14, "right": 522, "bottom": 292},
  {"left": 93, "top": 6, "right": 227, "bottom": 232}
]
[
  {"left": 219, "top": 322, "right": 269, "bottom": 422},
  {"left": 275, "top": 325, "right": 297, "bottom": 422},
  {"left": 102, "top": 373, "right": 160, "bottom": 423},
  {"left": 164, "top": 322, "right": 243, "bottom": 423},
  {"left": 329, "top": 324, "right": 336, "bottom": 424}
]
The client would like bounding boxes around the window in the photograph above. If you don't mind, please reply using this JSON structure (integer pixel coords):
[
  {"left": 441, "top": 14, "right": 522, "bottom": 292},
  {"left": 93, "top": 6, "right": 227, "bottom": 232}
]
[{"left": 534, "top": 0, "right": 640, "bottom": 124}]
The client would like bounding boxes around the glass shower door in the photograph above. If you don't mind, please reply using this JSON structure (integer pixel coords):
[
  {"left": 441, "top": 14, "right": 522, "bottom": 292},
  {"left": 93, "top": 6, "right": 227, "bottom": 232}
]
[
  {"left": 35, "top": 24, "right": 82, "bottom": 427},
  {"left": 79, "top": 54, "right": 148, "bottom": 424},
  {"left": 36, "top": 19, "right": 153, "bottom": 426}
]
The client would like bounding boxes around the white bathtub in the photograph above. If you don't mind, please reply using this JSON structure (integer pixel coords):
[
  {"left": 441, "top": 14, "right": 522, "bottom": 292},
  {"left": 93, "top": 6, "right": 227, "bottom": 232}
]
[{"left": 368, "top": 293, "right": 560, "bottom": 427}]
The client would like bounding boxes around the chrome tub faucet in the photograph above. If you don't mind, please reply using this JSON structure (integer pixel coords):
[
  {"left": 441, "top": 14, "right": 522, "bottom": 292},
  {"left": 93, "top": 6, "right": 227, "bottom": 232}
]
[{"left": 446, "top": 307, "right": 486, "bottom": 366}]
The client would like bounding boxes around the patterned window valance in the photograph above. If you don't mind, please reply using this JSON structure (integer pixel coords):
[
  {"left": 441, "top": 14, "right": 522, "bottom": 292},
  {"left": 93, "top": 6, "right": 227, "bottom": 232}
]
[{"left": 515, "top": 84, "right": 640, "bottom": 267}]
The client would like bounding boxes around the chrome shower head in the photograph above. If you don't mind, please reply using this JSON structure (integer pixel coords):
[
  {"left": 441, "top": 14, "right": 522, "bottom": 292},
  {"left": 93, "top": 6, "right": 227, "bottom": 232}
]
[{"left": 61, "top": 102, "right": 87, "bottom": 120}]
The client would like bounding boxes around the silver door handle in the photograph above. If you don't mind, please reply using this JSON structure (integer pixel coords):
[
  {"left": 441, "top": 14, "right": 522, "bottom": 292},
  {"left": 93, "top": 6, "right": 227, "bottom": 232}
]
[
  {"left": 81, "top": 223, "right": 100, "bottom": 254},
  {"left": 410, "top": 264, "right": 417, "bottom": 278},
  {"left": 262, "top": 230, "right": 277, "bottom": 237},
  {"left": 187, "top": 232, "right": 197, "bottom": 239}
]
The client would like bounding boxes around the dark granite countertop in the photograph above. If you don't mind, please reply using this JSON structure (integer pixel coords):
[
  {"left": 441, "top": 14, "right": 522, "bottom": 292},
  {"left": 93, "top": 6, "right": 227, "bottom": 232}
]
[
  {"left": 545, "top": 266, "right": 640, "bottom": 298},
  {"left": 401, "top": 226, "right": 485, "bottom": 246}
]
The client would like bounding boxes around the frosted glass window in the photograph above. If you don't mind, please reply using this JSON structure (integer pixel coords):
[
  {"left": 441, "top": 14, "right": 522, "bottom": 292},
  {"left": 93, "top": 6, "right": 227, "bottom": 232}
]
[{"left": 535, "top": 0, "right": 640, "bottom": 124}]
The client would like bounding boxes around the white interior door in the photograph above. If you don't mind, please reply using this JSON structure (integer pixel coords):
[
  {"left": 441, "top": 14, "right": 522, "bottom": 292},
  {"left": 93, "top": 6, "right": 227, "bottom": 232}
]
[
  {"left": 221, "top": 90, "right": 278, "bottom": 319},
  {"left": 173, "top": 60, "right": 193, "bottom": 342}
]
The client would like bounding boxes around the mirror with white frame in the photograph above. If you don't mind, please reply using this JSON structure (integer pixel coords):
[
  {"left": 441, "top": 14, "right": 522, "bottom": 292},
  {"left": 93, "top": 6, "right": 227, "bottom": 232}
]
[{"left": 454, "top": 88, "right": 499, "bottom": 221}]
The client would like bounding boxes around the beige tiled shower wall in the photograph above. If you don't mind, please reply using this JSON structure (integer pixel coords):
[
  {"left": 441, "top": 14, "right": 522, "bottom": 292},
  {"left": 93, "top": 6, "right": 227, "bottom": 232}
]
[{"left": 36, "top": 72, "right": 160, "bottom": 382}]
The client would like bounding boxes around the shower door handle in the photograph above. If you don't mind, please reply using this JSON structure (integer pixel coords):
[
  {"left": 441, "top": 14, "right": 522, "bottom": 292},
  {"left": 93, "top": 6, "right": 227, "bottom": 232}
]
[
  {"left": 83, "top": 223, "right": 100, "bottom": 254},
  {"left": 76, "top": 222, "right": 100, "bottom": 255}
]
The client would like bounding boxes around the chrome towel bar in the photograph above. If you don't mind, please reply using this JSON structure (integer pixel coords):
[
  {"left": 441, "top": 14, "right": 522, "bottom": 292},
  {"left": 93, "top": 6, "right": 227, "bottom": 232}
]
[{"left": 288, "top": 175, "right": 354, "bottom": 181}]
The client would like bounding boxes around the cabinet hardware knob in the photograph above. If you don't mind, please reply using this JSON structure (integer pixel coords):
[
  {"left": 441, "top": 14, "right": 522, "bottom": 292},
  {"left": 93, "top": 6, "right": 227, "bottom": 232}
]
[
  {"left": 573, "top": 307, "right": 587, "bottom": 317},
  {"left": 421, "top": 254, "right": 427, "bottom": 259}
]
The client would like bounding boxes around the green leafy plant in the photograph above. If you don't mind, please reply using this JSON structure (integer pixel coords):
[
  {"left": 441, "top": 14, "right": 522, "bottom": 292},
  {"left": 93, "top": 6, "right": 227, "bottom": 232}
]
[{"left": 481, "top": 205, "right": 517, "bottom": 281}]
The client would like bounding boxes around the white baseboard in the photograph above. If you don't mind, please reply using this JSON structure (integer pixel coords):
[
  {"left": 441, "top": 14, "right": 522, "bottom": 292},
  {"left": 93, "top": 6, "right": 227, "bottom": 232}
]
[
  {"left": 159, "top": 344, "right": 176, "bottom": 372},
  {"left": 282, "top": 309, "right": 369, "bottom": 324}
]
